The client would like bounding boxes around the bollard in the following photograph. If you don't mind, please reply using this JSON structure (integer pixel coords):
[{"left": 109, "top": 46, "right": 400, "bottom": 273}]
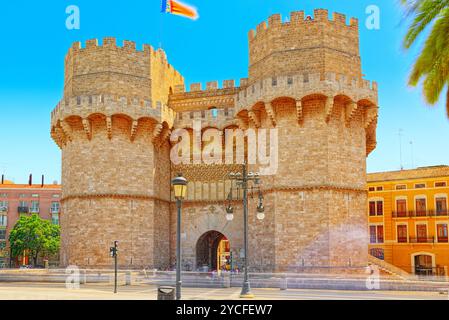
[
  {"left": 125, "top": 271, "right": 132, "bottom": 286},
  {"left": 280, "top": 277, "right": 287, "bottom": 290}
]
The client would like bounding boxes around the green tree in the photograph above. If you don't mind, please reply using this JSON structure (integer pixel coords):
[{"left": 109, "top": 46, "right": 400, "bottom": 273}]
[
  {"left": 402, "top": 0, "right": 449, "bottom": 117},
  {"left": 9, "top": 214, "right": 60, "bottom": 267}
]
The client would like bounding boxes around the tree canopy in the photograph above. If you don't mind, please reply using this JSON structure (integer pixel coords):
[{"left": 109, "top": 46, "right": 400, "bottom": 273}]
[{"left": 9, "top": 214, "right": 60, "bottom": 266}]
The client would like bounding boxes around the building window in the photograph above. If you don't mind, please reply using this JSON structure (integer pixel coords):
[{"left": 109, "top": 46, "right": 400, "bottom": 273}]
[
  {"left": 31, "top": 194, "right": 39, "bottom": 198},
  {"left": 178, "top": 113, "right": 183, "bottom": 120},
  {"left": 0, "top": 201, "right": 8, "bottom": 212},
  {"left": 369, "top": 248, "right": 384, "bottom": 260},
  {"left": 435, "top": 182, "right": 447, "bottom": 188},
  {"left": 30, "top": 201, "right": 39, "bottom": 213},
  {"left": 52, "top": 194, "right": 60, "bottom": 198},
  {"left": 369, "top": 200, "right": 384, "bottom": 216},
  {"left": 287, "top": 77, "right": 293, "bottom": 85},
  {"left": 370, "top": 225, "right": 384, "bottom": 243},
  {"left": 0, "top": 193, "right": 7, "bottom": 198},
  {"left": 0, "top": 229, "right": 5, "bottom": 241},
  {"left": 396, "top": 199, "right": 407, "bottom": 217},
  {"left": 397, "top": 225, "right": 408, "bottom": 243},
  {"left": 376, "top": 186, "right": 383, "bottom": 191},
  {"left": 416, "top": 224, "right": 428, "bottom": 242},
  {"left": 368, "top": 187, "right": 375, "bottom": 192},
  {"left": 52, "top": 214, "right": 59, "bottom": 225},
  {"left": 19, "top": 194, "right": 27, "bottom": 198},
  {"left": 436, "top": 197, "right": 448, "bottom": 216},
  {"left": 415, "top": 198, "right": 427, "bottom": 216},
  {"left": 437, "top": 224, "right": 448, "bottom": 243},
  {"left": 272, "top": 77, "right": 277, "bottom": 86},
  {"left": 51, "top": 202, "right": 60, "bottom": 214},
  {"left": 0, "top": 216, "right": 7, "bottom": 228},
  {"left": 415, "top": 183, "right": 426, "bottom": 189},
  {"left": 210, "top": 108, "right": 218, "bottom": 118},
  {"left": 189, "top": 112, "right": 194, "bottom": 119},
  {"left": 224, "top": 108, "right": 229, "bottom": 116},
  {"left": 396, "top": 184, "right": 407, "bottom": 190}
]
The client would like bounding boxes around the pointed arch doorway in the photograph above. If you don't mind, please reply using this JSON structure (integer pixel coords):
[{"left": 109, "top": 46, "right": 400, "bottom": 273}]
[{"left": 196, "top": 231, "right": 230, "bottom": 271}]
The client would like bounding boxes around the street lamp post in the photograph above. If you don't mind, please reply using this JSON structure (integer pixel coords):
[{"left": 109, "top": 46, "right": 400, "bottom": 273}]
[
  {"left": 172, "top": 173, "right": 188, "bottom": 300},
  {"left": 226, "top": 163, "right": 264, "bottom": 299}
]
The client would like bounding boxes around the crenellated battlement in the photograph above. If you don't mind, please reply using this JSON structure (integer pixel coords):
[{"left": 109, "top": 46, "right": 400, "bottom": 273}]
[
  {"left": 248, "top": 10, "right": 362, "bottom": 84},
  {"left": 173, "top": 107, "right": 236, "bottom": 130},
  {"left": 64, "top": 38, "right": 184, "bottom": 103},
  {"left": 51, "top": 94, "right": 175, "bottom": 129},
  {"left": 235, "top": 72, "right": 378, "bottom": 114},
  {"left": 248, "top": 10, "right": 358, "bottom": 41}
]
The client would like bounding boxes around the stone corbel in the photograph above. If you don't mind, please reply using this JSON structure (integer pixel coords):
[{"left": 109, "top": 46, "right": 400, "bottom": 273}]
[
  {"left": 60, "top": 120, "right": 73, "bottom": 142},
  {"left": 364, "top": 106, "right": 378, "bottom": 129},
  {"left": 345, "top": 101, "right": 359, "bottom": 126},
  {"left": 82, "top": 118, "right": 92, "bottom": 140},
  {"left": 248, "top": 110, "right": 261, "bottom": 128},
  {"left": 106, "top": 116, "right": 112, "bottom": 139},
  {"left": 324, "top": 96, "right": 334, "bottom": 123},
  {"left": 130, "top": 120, "right": 138, "bottom": 142},
  {"left": 152, "top": 123, "right": 163, "bottom": 143},
  {"left": 264, "top": 102, "right": 276, "bottom": 127},
  {"left": 296, "top": 100, "right": 303, "bottom": 124}
]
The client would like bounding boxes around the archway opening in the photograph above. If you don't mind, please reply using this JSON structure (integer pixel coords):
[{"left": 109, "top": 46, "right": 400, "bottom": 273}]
[
  {"left": 196, "top": 231, "right": 230, "bottom": 272},
  {"left": 414, "top": 254, "right": 433, "bottom": 275}
]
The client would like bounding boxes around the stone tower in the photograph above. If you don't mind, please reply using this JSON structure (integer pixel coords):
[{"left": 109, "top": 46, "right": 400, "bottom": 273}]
[
  {"left": 51, "top": 38, "right": 183, "bottom": 268},
  {"left": 234, "top": 10, "right": 378, "bottom": 270},
  {"left": 168, "top": 9, "right": 378, "bottom": 272}
]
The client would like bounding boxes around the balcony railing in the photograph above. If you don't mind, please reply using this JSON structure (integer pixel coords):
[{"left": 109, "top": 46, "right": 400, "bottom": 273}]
[
  {"left": 392, "top": 210, "right": 449, "bottom": 218},
  {"left": 17, "top": 206, "right": 29, "bottom": 214},
  {"left": 437, "top": 237, "right": 449, "bottom": 243},
  {"left": 409, "top": 237, "right": 435, "bottom": 243},
  {"left": 397, "top": 237, "right": 408, "bottom": 243}
]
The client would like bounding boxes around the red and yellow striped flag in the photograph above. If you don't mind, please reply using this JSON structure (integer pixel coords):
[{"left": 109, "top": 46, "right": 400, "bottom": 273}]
[{"left": 161, "top": 0, "right": 199, "bottom": 20}]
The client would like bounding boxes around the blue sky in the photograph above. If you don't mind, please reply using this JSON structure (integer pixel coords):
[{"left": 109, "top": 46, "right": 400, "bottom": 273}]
[{"left": 0, "top": 0, "right": 448, "bottom": 183}]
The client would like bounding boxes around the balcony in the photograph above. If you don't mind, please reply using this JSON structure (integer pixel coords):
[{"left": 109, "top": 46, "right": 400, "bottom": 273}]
[
  {"left": 409, "top": 237, "right": 435, "bottom": 243},
  {"left": 17, "top": 206, "right": 29, "bottom": 214},
  {"left": 397, "top": 237, "right": 408, "bottom": 243},
  {"left": 437, "top": 237, "right": 449, "bottom": 243},
  {"left": 392, "top": 210, "right": 449, "bottom": 218}
]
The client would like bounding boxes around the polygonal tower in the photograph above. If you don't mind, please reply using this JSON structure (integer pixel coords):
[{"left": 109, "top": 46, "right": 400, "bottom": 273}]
[
  {"left": 51, "top": 38, "right": 183, "bottom": 268},
  {"left": 234, "top": 9, "right": 378, "bottom": 270}
]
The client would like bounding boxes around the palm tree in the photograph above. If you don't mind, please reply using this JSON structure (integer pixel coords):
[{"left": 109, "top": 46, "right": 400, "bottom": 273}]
[{"left": 402, "top": 0, "right": 449, "bottom": 118}]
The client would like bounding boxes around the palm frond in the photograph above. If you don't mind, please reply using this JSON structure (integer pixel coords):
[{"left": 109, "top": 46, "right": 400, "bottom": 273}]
[{"left": 403, "top": 0, "right": 449, "bottom": 49}]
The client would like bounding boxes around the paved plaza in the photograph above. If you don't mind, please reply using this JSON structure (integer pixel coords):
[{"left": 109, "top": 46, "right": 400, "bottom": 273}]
[{"left": 0, "top": 282, "right": 446, "bottom": 300}]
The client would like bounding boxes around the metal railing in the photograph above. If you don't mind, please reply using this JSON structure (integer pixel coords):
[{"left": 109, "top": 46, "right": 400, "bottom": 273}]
[
  {"left": 17, "top": 207, "right": 29, "bottom": 214},
  {"left": 409, "top": 237, "right": 435, "bottom": 243},
  {"left": 392, "top": 210, "right": 449, "bottom": 218}
]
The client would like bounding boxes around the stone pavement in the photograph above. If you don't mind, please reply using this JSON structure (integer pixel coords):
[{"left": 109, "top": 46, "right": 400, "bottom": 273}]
[{"left": 0, "top": 282, "right": 446, "bottom": 300}]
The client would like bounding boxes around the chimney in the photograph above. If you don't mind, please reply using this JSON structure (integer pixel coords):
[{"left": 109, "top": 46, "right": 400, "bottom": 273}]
[
  {"left": 41, "top": 175, "right": 44, "bottom": 187},
  {"left": 29, "top": 174, "right": 32, "bottom": 186}
]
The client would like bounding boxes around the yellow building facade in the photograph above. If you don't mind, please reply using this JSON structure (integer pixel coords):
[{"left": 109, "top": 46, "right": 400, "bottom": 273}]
[{"left": 367, "top": 165, "right": 449, "bottom": 275}]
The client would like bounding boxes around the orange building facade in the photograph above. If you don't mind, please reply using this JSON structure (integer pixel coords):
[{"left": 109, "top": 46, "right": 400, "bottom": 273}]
[{"left": 367, "top": 165, "right": 449, "bottom": 275}]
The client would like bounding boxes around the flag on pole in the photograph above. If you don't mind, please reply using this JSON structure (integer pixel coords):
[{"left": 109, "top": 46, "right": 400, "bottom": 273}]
[{"left": 161, "top": 0, "right": 199, "bottom": 20}]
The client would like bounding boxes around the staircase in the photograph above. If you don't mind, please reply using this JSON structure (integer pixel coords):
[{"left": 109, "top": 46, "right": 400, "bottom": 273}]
[{"left": 368, "top": 255, "right": 414, "bottom": 281}]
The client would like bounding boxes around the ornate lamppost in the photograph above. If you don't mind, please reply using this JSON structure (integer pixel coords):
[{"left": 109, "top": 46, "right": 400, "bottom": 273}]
[
  {"left": 225, "top": 163, "right": 264, "bottom": 298},
  {"left": 172, "top": 173, "right": 188, "bottom": 300}
]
